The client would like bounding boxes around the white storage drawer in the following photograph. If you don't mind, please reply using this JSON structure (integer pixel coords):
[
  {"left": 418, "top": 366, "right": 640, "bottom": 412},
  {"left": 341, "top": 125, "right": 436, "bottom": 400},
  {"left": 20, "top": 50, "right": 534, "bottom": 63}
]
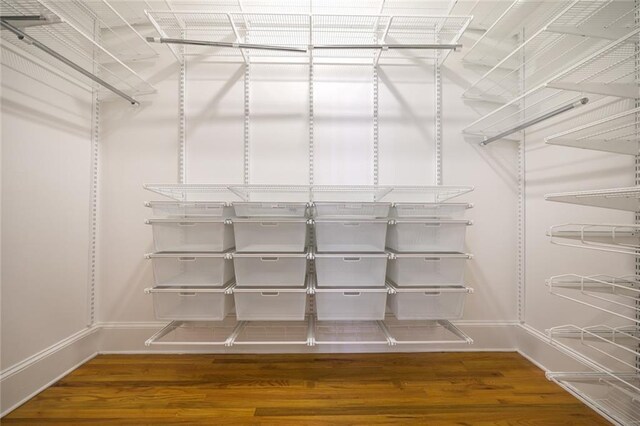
[
  {"left": 233, "top": 202, "right": 308, "bottom": 218},
  {"left": 147, "top": 253, "right": 234, "bottom": 287},
  {"left": 387, "top": 252, "right": 471, "bottom": 286},
  {"left": 315, "top": 219, "right": 388, "bottom": 252},
  {"left": 234, "top": 287, "right": 307, "bottom": 321},
  {"left": 233, "top": 219, "right": 308, "bottom": 253},
  {"left": 386, "top": 220, "right": 471, "bottom": 253},
  {"left": 233, "top": 253, "right": 308, "bottom": 287},
  {"left": 147, "top": 219, "right": 234, "bottom": 252},
  {"left": 315, "top": 253, "right": 387, "bottom": 288},
  {"left": 313, "top": 202, "right": 391, "bottom": 219},
  {"left": 392, "top": 203, "right": 472, "bottom": 219},
  {"left": 315, "top": 288, "right": 387, "bottom": 320},
  {"left": 387, "top": 285, "right": 471, "bottom": 320},
  {"left": 145, "top": 201, "right": 228, "bottom": 217},
  {"left": 146, "top": 286, "right": 233, "bottom": 321}
]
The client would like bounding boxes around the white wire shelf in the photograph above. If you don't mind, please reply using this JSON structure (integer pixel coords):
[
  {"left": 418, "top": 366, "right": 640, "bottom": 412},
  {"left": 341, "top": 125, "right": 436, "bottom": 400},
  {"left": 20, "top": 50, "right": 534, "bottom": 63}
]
[
  {"left": 548, "top": 223, "right": 640, "bottom": 256},
  {"left": 0, "top": 0, "right": 155, "bottom": 101},
  {"left": 547, "top": 372, "right": 640, "bottom": 425},
  {"left": 145, "top": 315, "right": 473, "bottom": 347},
  {"left": 144, "top": 11, "right": 471, "bottom": 65},
  {"left": 546, "top": 186, "right": 640, "bottom": 212},
  {"left": 464, "top": 27, "right": 640, "bottom": 141},
  {"left": 143, "top": 184, "right": 474, "bottom": 203},
  {"left": 463, "top": 0, "right": 637, "bottom": 102},
  {"left": 546, "top": 106, "right": 640, "bottom": 155},
  {"left": 547, "top": 274, "right": 640, "bottom": 324},
  {"left": 549, "top": 324, "right": 640, "bottom": 375}
]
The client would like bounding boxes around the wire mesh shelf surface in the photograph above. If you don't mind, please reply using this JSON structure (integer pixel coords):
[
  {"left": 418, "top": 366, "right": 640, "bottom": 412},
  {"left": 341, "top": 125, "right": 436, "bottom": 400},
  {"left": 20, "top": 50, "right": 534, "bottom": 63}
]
[
  {"left": 463, "top": 0, "right": 637, "bottom": 102},
  {"left": 547, "top": 372, "right": 640, "bottom": 425},
  {"left": 1, "top": 0, "right": 155, "bottom": 99},
  {"left": 545, "top": 186, "right": 640, "bottom": 212},
  {"left": 548, "top": 223, "right": 640, "bottom": 256},
  {"left": 547, "top": 274, "right": 640, "bottom": 324},
  {"left": 143, "top": 184, "right": 474, "bottom": 203},
  {"left": 546, "top": 106, "right": 640, "bottom": 155},
  {"left": 145, "top": 10, "right": 471, "bottom": 65}
]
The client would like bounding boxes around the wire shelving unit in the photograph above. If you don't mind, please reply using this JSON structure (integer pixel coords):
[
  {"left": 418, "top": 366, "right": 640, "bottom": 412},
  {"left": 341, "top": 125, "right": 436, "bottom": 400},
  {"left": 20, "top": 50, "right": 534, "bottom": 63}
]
[{"left": 546, "top": 186, "right": 640, "bottom": 211}]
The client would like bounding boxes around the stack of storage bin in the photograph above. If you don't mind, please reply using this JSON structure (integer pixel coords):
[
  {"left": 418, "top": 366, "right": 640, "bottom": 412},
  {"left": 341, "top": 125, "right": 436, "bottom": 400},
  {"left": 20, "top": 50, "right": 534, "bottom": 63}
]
[
  {"left": 313, "top": 202, "right": 391, "bottom": 320},
  {"left": 144, "top": 201, "right": 236, "bottom": 321},
  {"left": 230, "top": 202, "right": 310, "bottom": 321},
  {"left": 386, "top": 203, "right": 473, "bottom": 320}
]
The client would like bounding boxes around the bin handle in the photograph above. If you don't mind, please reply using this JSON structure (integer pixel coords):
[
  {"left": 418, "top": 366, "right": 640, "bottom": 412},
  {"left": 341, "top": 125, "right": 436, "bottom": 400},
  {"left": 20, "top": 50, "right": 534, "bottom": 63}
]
[
  {"left": 260, "top": 257, "right": 279, "bottom": 262},
  {"left": 343, "top": 292, "right": 361, "bottom": 296},
  {"left": 178, "top": 222, "right": 197, "bottom": 227},
  {"left": 343, "top": 223, "right": 361, "bottom": 227},
  {"left": 178, "top": 257, "right": 197, "bottom": 262},
  {"left": 423, "top": 258, "right": 441, "bottom": 262},
  {"left": 343, "top": 257, "right": 361, "bottom": 262},
  {"left": 423, "top": 291, "right": 441, "bottom": 296},
  {"left": 179, "top": 292, "right": 197, "bottom": 297},
  {"left": 261, "top": 291, "right": 280, "bottom": 296},
  {"left": 423, "top": 223, "right": 441, "bottom": 227},
  {"left": 260, "top": 222, "right": 279, "bottom": 227}
]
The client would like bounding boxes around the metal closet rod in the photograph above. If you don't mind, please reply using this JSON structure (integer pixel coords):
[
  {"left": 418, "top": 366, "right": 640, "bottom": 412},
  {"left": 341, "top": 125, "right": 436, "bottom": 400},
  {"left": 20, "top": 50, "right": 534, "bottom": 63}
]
[
  {"left": 0, "top": 17, "right": 140, "bottom": 105},
  {"left": 480, "top": 97, "right": 589, "bottom": 146},
  {"left": 146, "top": 37, "right": 462, "bottom": 52}
]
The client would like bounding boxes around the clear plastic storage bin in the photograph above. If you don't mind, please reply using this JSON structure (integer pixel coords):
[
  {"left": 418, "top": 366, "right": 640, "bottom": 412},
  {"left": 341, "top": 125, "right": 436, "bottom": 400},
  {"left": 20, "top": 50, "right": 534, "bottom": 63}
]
[
  {"left": 315, "top": 253, "right": 388, "bottom": 288},
  {"left": 387, "top": 285, "right": 471, "bottom": 320},
  {"left": 392, "top": 203, "right": 472, "bottom": 219},
  {"left": 387, "top": 252, "right": 471, "bottom": 286},
  {"left": 233, "top": 252, "right": 308, "bottom": 287},
  {"left": 233, "top": 202, "right": 308, "bottom": 218},
  {"left": 233, "top": 218, "right": 308, "bottom": 253},
  {"left": 313, "top": 202, "right": 391, "bottom": 219},
  {"left": 386, "top": 219, "right": 471, "bottom": 253},
  {"left": 315, "top": 219, "right": 388, "bottom": 252},
  {"left": 146, "top": 286, "right": 233, "bottom": 321},
  {"left": 145, "top": 201, "right": 228, "bottom": 217},
  {"left": 147, "top": 219, "right": 234, "bottom": 252},
  {"left": 233, "top": 287, "right": 307, "bottom": 321},
  {"left": 147, "top": 253, "right": 234, "bottom": 287},
  {"left": 314, "top": 287, "right": 388, "bottom": 320}
]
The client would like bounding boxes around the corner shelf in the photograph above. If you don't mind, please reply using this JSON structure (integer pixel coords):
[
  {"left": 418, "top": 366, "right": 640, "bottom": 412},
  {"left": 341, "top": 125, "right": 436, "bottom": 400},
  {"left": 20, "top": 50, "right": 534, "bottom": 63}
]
[
  {"left": 463, "top": 0, "right": 636, "bottom": 102},
  {"left": 0, "top": 0, "right": 156, "bottom": 101},
  {"left": 145, "top": 316, "right": 473, "bottom": 347},
  {"left": 145, "top": 11, "right": 472, "bottom": 65},
  {"left": 547, "top": 274, "right": 640, "bottom": 324},
  {"left": 545, "top": 187, "right": 640, "bottom": 212},
  {"left": 464, "top": 27, "right": 640, "bottom": 142},
  {"left": 546, "top": 106, "right": 640, "bottom": 155}
]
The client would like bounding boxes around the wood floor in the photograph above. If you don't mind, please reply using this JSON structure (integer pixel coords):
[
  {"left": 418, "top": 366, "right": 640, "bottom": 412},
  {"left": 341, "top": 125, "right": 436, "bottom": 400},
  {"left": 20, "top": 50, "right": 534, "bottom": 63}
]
[{"left": 4, "top": 352, "right": 607, "bottom": 425}]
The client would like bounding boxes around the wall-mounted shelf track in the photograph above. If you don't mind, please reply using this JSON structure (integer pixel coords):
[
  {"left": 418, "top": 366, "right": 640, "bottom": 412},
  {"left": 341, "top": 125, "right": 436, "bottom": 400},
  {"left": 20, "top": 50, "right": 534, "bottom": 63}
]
[
  {"left": 463, "top": 0, "right": 637, "bottom": 102},
  {"left": 0, "top": 0, "right": 155, "bottom": 103},
  {"left": 143, "top": 184, "right": 474, "bottom": 203},
  {"left": 145, "top": 315, "right": 473, "bottom": 347},
  {"left": 465, "top": 27, "right": 640, "bottom": 143},
  {"left": 546, "top": 186, "right": 640, "bottom": 211},
  {"left": 144, "top": 11, "right": 471, "bottom": 65},
  {"left": 546, "top": 106, "right": 640, "bottom": 155},
  {"left": 547, "top": 274, "right": 640, "bottom": 324}
]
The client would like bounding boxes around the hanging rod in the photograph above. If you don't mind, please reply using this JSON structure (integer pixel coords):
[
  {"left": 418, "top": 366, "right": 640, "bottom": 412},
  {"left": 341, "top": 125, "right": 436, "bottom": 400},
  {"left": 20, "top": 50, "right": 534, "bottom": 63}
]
[
  {"left": 146, "top": 37, "right": 308, "bottom": 53},
  {"left": 480, "top": 97, "right": 589, "bottom": 146},
  {"left": 0, "top": 18, "right": 140, "bottom": 105},
  {"left": 312, "top": 43, "right": 462, "bottom": 50}
]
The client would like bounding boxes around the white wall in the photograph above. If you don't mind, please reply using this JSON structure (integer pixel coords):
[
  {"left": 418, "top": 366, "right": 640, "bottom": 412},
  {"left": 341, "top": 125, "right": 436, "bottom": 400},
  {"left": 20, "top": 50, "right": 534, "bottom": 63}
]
[{"left": 1, "top": 46, "right": 94, "bottom": 409}]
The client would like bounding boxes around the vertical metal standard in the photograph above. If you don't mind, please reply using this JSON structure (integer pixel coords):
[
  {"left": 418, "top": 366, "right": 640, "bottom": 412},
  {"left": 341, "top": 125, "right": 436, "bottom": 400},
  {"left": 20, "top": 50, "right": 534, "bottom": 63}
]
[
  {"left": 373, "top": 57, "right": 379, "bottom": 186},
  {"left": 244, "top": 63, "right": 250, "bottom": 186},
  {"left": 308, "top": 15, "right": 315, "bottom": 193},
  {"left": 517, "top": 27, "right": 526, "bottom": 323},
  {"left": 87, "top": 18, "right": 100, "bottom": 326},
  {"left": 178, "top": 34, "right": 187, "bottom": 185},
  {"left": 434, "top": 34, "right": 443, "bottom": 186},
  {"left": 634, "top": 0, "right": 639, "bottom": 371}
]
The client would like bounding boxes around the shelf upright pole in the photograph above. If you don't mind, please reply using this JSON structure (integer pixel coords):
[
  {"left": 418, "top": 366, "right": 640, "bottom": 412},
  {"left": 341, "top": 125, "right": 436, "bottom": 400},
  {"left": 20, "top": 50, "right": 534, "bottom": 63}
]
[
  {"left": 634, "top": 0, "right": 639, "bottom": 371},
  {"left": 517, "top": 26, "right": 526, "bottom": 324}
]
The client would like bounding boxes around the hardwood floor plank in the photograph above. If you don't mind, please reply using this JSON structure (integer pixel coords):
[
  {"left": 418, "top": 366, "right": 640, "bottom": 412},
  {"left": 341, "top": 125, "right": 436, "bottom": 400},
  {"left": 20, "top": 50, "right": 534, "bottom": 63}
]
[{"left": 2, "top": 352, "right": 609, "bottom": 425}]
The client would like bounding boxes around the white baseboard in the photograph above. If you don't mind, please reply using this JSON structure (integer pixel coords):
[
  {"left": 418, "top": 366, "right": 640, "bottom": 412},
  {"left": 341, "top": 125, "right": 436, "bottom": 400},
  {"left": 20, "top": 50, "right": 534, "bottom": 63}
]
[
  {"left": 0, "top": 326, "right": 100, "bottom": 417},
  {"left": 0, "top": 320, "right": 582, "bottom": 418}
]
